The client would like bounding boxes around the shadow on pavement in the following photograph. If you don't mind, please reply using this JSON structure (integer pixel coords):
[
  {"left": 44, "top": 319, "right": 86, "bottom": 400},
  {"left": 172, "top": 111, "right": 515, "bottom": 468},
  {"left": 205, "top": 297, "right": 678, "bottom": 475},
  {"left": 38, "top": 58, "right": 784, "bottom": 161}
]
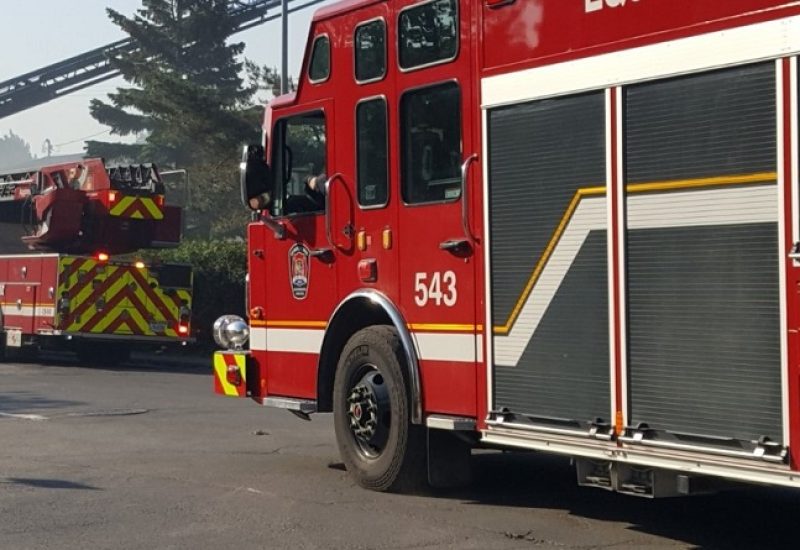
[
  {"left": 2, "top": 478, "right": 100, "bottom": 490},
  {"left": 436, "top": 451, "right": 800, "bottom": 550},
  {"left": 27, "top": 350, "right": 209, "bottom": 375},
  {"left": 0, "top": 391, "right": 84, "bottom": 414}
]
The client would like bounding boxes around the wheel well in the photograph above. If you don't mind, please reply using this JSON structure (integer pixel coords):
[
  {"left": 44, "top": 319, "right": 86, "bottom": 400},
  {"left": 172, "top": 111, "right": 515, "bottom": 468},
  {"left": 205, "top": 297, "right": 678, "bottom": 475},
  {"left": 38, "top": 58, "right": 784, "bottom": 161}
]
[{"left": 316, "top": 297, "right": 393, "bottom": 413}]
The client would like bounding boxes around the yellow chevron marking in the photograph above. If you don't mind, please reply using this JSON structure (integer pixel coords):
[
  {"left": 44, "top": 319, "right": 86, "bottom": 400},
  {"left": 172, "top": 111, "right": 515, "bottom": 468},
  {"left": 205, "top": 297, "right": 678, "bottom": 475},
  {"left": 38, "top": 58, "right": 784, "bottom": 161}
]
[
  {"left": 109, "top": 196, "right": 136, "bottom": 216},
  {"left": 493, "top": 172, "right": 778, "bottom": 335},
  {"left": 214, "top": 352, "right": 247, "bottom": 397},
  {"left": 69, "top": 270, "right": 130, "bottom": 332},
  {"left": 141, "top": 197, "right": 164, "bottom": 220}
]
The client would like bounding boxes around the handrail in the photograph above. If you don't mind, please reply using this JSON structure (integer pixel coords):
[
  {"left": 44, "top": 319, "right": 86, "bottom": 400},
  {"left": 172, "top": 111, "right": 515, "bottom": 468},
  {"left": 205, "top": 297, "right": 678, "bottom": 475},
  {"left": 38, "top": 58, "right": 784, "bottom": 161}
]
[
  {"left": 323, "top": 173, "right": 348, "bottom": 250},
  {"left": 460, "top": 154, "right": 479, "bottom": 243}
]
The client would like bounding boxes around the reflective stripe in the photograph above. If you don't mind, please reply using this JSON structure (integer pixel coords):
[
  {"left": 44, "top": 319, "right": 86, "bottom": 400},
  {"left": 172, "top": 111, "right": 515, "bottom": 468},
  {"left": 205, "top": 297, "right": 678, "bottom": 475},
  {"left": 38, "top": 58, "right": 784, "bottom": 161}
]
[
  {"left": 58, "top": 257, "right": 192, "bottom": 338},
  {"left": 109, "top": 196, "right": 164, "bottom": 220},
  {"left": 213, "top": 352, "right": 247, "bottom": 397},
  {"left": 249, "top": 326, "right": 481, "bottom": 363}
]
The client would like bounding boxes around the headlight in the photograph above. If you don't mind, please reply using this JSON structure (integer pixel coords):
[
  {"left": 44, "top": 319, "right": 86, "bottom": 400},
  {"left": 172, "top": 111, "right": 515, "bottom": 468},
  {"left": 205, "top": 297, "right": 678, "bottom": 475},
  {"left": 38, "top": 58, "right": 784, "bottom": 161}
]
[{"left": 213, "top": 315, "right": 249, "bottom": 350}]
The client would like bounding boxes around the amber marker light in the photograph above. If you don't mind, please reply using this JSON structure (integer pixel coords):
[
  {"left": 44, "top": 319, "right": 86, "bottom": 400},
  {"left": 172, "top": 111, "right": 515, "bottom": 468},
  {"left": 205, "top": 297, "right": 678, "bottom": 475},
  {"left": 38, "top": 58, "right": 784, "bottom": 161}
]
[{"left": 135, "top": 261, "right": 146, "bottom": 269}]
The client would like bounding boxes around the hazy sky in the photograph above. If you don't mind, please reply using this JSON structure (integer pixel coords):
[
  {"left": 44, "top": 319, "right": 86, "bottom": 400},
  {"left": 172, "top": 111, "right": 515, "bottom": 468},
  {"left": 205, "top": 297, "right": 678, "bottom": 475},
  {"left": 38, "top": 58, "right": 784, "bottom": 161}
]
[{"left": 0, "top": 0, "right": 337, "bottom": 159}]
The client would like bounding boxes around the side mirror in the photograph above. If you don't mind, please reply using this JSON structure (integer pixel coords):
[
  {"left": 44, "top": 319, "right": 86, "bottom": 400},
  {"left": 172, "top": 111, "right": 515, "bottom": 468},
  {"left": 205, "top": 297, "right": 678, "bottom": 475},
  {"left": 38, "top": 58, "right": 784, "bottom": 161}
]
[{"left": 240, "top": 144, "right": 273, "bottom": 211}]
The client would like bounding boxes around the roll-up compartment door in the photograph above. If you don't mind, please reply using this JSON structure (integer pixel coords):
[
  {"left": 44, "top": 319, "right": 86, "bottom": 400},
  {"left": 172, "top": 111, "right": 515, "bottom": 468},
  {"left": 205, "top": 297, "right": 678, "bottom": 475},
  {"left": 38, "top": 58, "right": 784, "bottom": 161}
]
[
  {"left": 624, "top": 62, "right": 782, "bottom": 445},
  {"left": 489, "top": 91, "right": 610, "bottom": 428}
]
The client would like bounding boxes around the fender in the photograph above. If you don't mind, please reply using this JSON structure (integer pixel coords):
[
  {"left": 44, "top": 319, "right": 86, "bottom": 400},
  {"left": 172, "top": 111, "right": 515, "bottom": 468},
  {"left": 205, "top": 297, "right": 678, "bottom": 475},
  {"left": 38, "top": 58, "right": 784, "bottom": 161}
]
[{"left": 322, "top": 289, "right": 423, "bottom": 424}]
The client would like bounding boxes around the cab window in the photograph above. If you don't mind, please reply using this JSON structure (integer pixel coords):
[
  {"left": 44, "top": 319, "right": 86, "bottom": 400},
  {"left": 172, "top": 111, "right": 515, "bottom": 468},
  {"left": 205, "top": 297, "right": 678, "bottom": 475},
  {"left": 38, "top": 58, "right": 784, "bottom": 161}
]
[
  {"left": 398, "top": 0, "right": 458, "bottom": 70},
  {"left": 309, "top": 35, "right": 331, "bottom": 83},
  {"left": 400, "top": 82, "right": 462, "bottom": 204},
  {"left": 271, "top": 111, "right": 327, "bottom": 216},
  {"left": 356, "top": 98, "right": 388, "bottom": 207},
  {"left": 355, "top": 20, "right": 386, "bottom": 83}
]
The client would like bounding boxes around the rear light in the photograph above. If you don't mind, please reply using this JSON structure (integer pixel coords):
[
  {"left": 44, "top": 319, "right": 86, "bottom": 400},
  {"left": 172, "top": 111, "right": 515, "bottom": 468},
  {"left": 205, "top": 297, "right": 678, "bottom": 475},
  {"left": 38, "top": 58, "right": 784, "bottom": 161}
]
[
  {"left": 226, "top": 365, "right": 242, "bottom": 386},
  {"left": 135, "top": 261, "right": 146, "bottom": 269},
  {"left": 155, "top": 195, "right": 165, "bottom": 207},
  {"left": 108, "top": 191, "right": 118, "bottom": 203},
  {"left": 177, "top": 323, "right": 190, "bottom": 336},
  {"left": 96, "top": 252, "right": 109, "bottom": 262}
]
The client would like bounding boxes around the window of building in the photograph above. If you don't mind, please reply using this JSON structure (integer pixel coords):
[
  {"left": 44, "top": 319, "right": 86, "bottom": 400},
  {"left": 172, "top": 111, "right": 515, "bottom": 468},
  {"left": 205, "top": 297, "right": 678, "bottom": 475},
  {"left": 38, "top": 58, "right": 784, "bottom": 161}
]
[
  {"left": 356, "top": 98, "right": 388, "bottom": 207},
  {"left": 271, "top": 111, "right": 327, "bottom": 216},
  {"left": 308, "top": 35, "right": 331, "bottom": 83},
  {"left": 355, "top": 20, "right": 386, "bottom": 83},
  {"left": 400, "top": 82, "right": 462, "bottom": 204},
  {"left": 398, "top": 0, "right": 458, "bottom": 70}
]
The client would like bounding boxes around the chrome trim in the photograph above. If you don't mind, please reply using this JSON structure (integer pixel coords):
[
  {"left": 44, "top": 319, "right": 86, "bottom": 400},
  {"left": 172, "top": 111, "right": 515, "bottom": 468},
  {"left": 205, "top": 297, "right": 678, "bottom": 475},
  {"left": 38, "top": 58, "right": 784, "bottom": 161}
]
[
  {"left": 324, "top": 173, "right": 349, "bottom": 249},
  {"left": 326, "top": 289, "right": 423, "bottom": 424},
  {"left": 487, "top": 418, "right": 596, "bottom": 439},
  {"left": 354, "top": 17, "right": 388, "bottom": 85},
  {"left": 263, "top": 397, "right": 317, "bottom": 414},
  {"left": 397, "top": 0, "right": 460, "bottom": 73},
  {"left": 460, "top": 154, "right": 478, "bottom": 242},
  {"left": 618, "top": 435, "right": 788, "bottom": 464},
  {"left": 426, "top": 414, "right": 475, "bottom": 431}
]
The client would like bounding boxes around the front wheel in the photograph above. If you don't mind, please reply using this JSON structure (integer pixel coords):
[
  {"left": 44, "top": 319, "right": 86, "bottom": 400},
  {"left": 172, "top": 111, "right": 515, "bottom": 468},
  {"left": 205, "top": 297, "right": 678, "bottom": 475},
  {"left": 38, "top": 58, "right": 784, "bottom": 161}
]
[{"left": 333, "top": 326, "right": 426, "bottom": 492}]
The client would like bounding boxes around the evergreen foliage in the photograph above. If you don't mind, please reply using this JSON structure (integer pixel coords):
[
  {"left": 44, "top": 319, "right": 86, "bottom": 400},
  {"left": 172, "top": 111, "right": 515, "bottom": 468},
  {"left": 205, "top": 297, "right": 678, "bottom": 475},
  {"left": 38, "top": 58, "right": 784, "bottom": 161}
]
[
  {"left": 87, "top": 1, "right": 289, "bottom": 238},
  {"left": 88, "top": 0, "right": 258, "bottom": 167},
  {"left": 0, "top": 131, "right": 33, "bottom": 170}
]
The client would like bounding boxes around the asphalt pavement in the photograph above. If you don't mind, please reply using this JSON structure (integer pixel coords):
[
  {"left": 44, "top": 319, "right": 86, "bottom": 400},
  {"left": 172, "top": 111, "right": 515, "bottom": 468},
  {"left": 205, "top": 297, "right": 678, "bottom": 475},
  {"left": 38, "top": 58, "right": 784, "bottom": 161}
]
[{"left": 1, "top": 352, "right": 799, "bottom": 549}]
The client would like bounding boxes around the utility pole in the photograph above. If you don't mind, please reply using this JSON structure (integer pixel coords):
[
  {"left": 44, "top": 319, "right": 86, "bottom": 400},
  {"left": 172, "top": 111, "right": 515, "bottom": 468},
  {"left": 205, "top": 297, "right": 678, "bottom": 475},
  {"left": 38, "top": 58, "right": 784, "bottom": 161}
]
[{"left": 281, "top": 0, "right": 289, "bottom": 94}]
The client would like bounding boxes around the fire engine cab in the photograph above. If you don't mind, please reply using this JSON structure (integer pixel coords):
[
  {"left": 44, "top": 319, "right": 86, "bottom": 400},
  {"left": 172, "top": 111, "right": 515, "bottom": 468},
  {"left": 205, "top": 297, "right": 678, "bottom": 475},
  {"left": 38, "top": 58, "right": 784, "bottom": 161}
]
[{"left": 215, "top": 0, "right": 800, "bottom": 496}]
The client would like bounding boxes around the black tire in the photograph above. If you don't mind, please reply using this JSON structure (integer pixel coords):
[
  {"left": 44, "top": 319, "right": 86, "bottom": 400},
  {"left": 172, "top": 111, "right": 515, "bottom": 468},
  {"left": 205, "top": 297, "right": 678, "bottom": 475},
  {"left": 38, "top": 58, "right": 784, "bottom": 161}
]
[{"left": 333, "top": 326, "right": 426, "bottom": 493}]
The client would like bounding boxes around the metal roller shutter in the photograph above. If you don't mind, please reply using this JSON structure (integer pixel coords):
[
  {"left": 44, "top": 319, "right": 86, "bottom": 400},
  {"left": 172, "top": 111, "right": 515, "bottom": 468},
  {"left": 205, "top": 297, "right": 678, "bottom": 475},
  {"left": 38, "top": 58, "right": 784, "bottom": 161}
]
[
  {"left": 625, "top": 62, "right": 782, "bottom": 444},
  {"left": 489, "top": 91, "right": 610, "bottom": 426}
]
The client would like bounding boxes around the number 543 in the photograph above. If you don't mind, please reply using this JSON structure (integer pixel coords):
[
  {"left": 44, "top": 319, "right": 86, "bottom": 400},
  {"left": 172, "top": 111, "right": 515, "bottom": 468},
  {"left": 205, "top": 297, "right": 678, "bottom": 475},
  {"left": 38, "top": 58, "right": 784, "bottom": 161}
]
[{"left": 414, "top": 271, "right": 457, "bottom": 307}]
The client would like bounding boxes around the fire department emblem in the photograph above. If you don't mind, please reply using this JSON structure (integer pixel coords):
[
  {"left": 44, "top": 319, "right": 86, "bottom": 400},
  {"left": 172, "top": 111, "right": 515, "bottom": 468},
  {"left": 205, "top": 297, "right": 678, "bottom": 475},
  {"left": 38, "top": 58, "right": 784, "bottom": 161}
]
[{"left": 289, "top": 243, "right": 310, "bottom": 300}]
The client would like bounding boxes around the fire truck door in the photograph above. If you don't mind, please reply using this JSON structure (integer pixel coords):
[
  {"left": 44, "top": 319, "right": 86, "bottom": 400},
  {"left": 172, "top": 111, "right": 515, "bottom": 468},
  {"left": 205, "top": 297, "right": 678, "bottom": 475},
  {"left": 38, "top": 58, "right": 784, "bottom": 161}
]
[
  {"left": 394, "top": 0, "right": 480, "bottom": 416},
  {"left": 259, "top": 102, "right": 337, "bottom": 399}
]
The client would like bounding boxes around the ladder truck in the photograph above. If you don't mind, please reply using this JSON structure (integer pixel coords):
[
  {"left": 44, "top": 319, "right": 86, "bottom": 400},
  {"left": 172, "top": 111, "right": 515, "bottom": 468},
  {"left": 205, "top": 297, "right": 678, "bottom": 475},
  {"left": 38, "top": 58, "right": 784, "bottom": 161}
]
[
  {"left": 0, "top": 158, "right": 193, "bottom": 364},
  {"left": 214, "top": 0, "right": 800, "bottom": 497}
]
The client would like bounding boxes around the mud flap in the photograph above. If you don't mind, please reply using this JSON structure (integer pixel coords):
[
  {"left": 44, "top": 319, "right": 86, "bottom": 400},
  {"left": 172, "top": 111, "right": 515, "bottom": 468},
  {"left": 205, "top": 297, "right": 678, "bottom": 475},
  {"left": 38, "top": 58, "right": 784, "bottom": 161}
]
[{"left": 427, "top": 429, "right": 472, "bottom": 489}]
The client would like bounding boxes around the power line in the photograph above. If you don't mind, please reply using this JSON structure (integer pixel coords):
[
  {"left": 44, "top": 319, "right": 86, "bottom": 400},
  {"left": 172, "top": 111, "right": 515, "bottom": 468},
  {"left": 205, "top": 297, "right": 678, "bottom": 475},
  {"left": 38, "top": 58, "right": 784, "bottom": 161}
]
[{"left": 53, "top": 129, "right": 111, "bottom": 148}]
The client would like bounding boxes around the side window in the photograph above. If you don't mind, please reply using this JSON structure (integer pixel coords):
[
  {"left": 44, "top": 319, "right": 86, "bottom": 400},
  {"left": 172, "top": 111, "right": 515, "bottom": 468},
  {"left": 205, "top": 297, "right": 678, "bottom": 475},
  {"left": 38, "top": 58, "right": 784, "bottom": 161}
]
[
  {"left": 308, "top": 35, "right": 330, "bottom": 83},
  {"left": 355, "top": 20, "right": 386, "bottom": 83},
  {"left": 356, "top": 98, "right": 388, "bottom": 207},
  {"left": 271, "top": 111, "right": 327, "bottom": 216},
  {"left": 398, "top": 0, "right": 458, "bottom": 70},
  {"left": 401, "top": 82, "right": 462, "bottom": 204}
]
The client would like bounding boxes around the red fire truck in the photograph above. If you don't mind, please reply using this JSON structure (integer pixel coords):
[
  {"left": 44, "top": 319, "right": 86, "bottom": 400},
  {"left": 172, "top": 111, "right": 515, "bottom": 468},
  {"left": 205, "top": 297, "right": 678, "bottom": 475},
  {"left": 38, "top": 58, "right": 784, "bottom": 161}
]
[
  {"left": 0, "top": 158, "right": 193, "bottom": 363},
  {"left": 214, "top": 0, "right": 800, "bottom": 496}
]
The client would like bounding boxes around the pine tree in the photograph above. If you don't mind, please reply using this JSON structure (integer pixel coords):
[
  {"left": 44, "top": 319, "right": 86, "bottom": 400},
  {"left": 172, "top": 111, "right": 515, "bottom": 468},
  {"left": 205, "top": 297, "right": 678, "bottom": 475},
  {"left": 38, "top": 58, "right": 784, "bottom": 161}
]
[
  {"left": 87, "top": 0, "right": 259, "bottom": 166},
  {"left": 0, "top": 131, "right": 33, "bottom": 171}
]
